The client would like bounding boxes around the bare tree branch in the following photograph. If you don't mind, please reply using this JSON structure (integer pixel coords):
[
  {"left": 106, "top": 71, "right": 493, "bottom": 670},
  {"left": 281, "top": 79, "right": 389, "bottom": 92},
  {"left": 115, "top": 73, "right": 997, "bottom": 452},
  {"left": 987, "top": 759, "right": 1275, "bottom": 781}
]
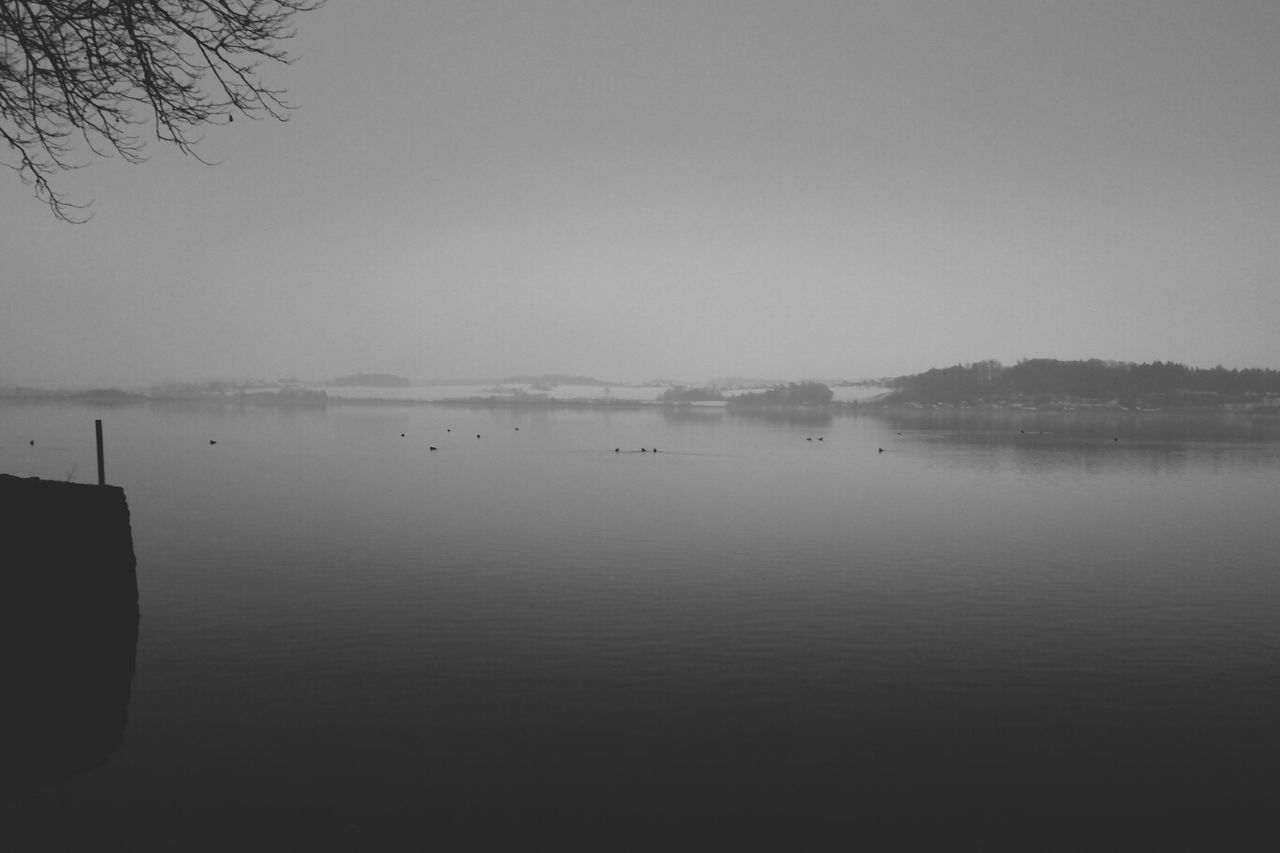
[{"left": 1, "top": 0, "right": 323, "bottom": 221}]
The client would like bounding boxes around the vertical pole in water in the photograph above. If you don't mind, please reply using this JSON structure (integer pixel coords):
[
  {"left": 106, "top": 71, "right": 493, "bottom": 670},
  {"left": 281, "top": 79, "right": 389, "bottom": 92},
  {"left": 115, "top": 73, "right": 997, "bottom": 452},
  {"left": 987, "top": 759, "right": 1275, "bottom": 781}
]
[{"left": 96, "top": 419, "right": 105, "bottom": 486}]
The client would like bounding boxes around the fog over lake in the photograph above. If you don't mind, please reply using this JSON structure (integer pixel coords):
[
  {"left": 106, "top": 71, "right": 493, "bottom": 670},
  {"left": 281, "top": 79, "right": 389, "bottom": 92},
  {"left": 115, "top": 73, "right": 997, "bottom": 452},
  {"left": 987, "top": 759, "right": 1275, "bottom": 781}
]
[{"left": 4, "top": 400, "right": 1279, "bottom": 843}]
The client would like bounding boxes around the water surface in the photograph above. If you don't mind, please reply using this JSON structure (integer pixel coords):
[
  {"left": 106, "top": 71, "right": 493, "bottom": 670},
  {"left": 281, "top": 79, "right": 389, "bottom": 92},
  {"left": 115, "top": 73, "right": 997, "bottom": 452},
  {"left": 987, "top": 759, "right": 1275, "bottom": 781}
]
[{"left": 3, "top": 401, "right": 1279, "bottom": 840}]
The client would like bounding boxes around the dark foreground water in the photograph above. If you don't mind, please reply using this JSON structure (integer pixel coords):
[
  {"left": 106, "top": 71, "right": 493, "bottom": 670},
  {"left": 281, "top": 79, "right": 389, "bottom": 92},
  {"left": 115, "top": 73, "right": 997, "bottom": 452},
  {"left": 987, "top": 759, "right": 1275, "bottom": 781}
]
[{"left": 3, "top": 401, "right": 1280, "bottom": 843}]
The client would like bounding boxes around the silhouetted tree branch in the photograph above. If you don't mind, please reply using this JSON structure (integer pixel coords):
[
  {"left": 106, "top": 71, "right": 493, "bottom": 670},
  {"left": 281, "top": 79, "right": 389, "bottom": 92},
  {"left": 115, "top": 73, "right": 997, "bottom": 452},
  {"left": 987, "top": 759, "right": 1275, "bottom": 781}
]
[{"left": 1, "top": 0, "right": 323, "bottom": 221}]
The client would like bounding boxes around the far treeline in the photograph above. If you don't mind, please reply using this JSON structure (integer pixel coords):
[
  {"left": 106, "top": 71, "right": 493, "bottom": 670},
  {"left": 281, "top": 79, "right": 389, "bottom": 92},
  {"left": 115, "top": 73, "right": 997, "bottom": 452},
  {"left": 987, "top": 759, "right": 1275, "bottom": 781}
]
[{"left": 886, "top": 359, "right": 1280, "bottom": 408}]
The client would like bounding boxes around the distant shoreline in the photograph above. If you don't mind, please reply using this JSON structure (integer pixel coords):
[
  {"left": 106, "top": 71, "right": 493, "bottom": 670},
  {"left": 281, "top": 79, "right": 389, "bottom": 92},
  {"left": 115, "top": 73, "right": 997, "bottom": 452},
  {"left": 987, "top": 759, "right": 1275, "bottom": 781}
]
[{"left": 5, "top": 387, "right": 1278, "bottom": 418}]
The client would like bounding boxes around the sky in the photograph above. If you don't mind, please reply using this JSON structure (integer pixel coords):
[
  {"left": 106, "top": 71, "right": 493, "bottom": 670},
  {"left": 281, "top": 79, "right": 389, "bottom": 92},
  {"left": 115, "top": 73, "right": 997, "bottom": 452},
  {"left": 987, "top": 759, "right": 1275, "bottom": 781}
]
[{"left": 3, "top": 0, "right": 1279, "bottom": 388}]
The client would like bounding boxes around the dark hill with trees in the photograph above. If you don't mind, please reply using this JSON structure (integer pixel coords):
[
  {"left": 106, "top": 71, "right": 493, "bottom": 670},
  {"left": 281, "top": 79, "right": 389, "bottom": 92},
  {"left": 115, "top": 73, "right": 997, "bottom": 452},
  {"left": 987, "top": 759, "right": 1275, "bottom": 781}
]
[{"left": 881, "top": 359, "right": 1280, "bottom": 410}]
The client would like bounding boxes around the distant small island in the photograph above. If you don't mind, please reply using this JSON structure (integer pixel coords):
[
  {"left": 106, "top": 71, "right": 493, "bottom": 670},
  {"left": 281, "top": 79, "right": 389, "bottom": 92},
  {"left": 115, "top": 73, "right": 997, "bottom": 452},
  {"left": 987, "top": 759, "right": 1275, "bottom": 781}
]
[
  {"left": 326, "top": 373, "right": 411, "bottom": 388},
  {"left": 660, "top": 386, "right": 725, "bottom": 403},
  {"left": 727, "top": 382, "right": 834, "bottom": 409}
]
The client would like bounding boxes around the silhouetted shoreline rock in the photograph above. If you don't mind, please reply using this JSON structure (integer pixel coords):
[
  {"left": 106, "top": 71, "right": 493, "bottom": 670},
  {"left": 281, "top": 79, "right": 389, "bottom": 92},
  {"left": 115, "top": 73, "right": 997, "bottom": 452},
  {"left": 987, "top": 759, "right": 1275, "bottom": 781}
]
[{"left": 0, "top": 475, "right": 139, "bottom": 803}]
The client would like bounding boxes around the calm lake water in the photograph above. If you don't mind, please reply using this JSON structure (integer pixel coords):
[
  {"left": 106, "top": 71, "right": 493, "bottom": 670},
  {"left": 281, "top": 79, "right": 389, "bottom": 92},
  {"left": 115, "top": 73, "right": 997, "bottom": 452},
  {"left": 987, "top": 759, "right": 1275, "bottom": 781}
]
[{"left": 3, "top": 400, "right": 1280, "bottom": 841}]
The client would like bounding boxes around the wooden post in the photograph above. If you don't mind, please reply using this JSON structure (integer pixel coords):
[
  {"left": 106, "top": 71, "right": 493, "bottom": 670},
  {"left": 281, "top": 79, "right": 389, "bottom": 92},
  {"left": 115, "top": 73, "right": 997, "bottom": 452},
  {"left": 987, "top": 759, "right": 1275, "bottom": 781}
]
[{"left": 96, "top": 419, "right": 105, "bottom": 486}]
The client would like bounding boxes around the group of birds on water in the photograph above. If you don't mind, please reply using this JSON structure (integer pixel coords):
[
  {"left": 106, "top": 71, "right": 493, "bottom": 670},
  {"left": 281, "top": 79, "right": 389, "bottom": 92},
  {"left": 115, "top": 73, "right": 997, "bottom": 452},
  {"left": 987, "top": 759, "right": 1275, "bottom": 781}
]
[
  {"left": 198, "top": 427, "right": 890, "bottom": 454},
  {"left": 199, "top": 435, "right": 1118, "bottom": 453},
  {"left": 27, "top": 428, "right": 1122, "bottom": 456},
  {"left": 807, "top": 435, "right": 885, "bottom": 452},
  {"left": 190, "top": 428, "right": 893, "bottom": 453}
]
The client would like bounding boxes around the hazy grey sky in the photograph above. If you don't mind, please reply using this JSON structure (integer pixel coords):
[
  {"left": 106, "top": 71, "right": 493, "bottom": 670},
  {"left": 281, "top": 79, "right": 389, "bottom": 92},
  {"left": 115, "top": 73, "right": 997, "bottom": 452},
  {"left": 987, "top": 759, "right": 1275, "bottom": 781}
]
[{"left": 4, "top": 0, "right": 1279, "bottom": 387}]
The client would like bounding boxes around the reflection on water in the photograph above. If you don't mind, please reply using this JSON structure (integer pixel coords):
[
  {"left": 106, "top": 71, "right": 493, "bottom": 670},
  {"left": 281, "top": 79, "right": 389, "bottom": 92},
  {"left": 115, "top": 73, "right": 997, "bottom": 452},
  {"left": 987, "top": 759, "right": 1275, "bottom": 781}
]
[
  {"left": 881, "top": 404, "right": 1280, "bottom": 444},
  {"left": 0, "top": 604, "right": 139, "bottom": 804},
  {"left": 2, "top": 401, "right": 1280, "bottom": 840},
  {"left": 880, "top": 407, "right": 1280, "bottom": 479},
  {"left": 725, "top": 407, "right": 834, "bottom": 427}
]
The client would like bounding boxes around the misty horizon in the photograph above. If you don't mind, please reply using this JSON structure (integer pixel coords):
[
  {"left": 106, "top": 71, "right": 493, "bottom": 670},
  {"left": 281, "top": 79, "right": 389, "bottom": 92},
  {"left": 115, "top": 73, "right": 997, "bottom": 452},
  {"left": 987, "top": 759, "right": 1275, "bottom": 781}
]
[{"left": 7, "top": 353, "right": 1279, "bottom": 394}]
